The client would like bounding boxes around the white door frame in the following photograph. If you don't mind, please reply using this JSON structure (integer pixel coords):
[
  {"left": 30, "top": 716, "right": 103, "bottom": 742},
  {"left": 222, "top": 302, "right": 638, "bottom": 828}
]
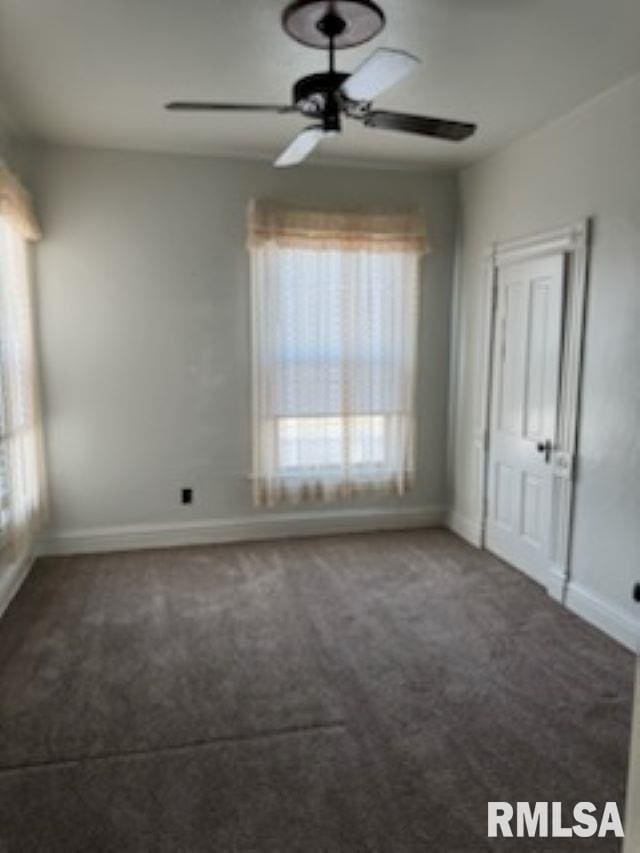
[
  {"left": 624, "top": 656, "right": 640, "bottom": 850},
  {"left": 473, "top": 219, "right": 590, "bottom": 600}
]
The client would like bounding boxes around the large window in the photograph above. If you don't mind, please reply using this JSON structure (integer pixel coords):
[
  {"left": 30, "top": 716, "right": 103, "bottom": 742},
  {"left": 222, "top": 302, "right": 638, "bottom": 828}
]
[
  {"left": 0, "top": 167, "right": 44, "bottom": 561},
  {"left": 249, "top": 202, "right": 426, "bottom": 506}
]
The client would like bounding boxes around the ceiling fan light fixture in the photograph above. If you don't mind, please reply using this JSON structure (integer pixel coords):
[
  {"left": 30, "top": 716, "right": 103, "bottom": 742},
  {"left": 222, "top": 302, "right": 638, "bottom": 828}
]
[{"left": 341, "top": 48, "right": 421, "bottom": 102}]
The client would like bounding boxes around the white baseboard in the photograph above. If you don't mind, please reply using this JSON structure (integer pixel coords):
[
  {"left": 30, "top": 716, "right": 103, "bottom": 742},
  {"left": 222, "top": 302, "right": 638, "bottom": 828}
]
[
  {"left": 546, "top": 564, "right": 567, "bottom": 602},
  {"left": 38, "top": 504, "right": 447, "bottom": 557},
  {"left": 565, "top": 579, "right": 640, "bottom": 653},
  {"left": 446, "top": 509, "right": 483, "bottom": 547},
  {"left": 445, "top": 514, "right": 637, "bottom": 653},
  {"left": 0, "top": 550, "right": 35, "bottom": 619},
  {"left": 34, "top": 506, "right": 640, "bottom": 654}
]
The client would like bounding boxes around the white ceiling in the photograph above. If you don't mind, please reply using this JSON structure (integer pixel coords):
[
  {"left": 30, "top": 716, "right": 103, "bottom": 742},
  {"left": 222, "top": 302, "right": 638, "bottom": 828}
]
[{"left": 1, "top": 0, "right": 640, "bottom": 170}]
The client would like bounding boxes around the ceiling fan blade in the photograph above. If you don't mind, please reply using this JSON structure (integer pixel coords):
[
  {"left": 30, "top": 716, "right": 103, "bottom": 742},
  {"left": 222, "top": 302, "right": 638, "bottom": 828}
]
[
  {"left": 364, "top": 110, "right": 476, "bottom": 141},
  {"left": 166, "top": 102, "right": 296, "bottom": 113},
  {"left": 341, "top": 48, "right": 420, "bottom": 102},
  {"left": 274, "top": 126, "right": 325, "bottom": 168}
]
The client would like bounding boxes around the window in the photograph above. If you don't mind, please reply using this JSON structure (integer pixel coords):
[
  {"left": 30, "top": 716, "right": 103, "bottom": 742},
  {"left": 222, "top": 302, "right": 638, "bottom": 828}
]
[
  {"left": 249, "top": 202, "right": 426, "bottom": 506},
  {"left": 0, "top": 392, "right": 9, "bottom": 543},
  {"left": 0, "top": 167, "right": 44, "bottom": 560}
]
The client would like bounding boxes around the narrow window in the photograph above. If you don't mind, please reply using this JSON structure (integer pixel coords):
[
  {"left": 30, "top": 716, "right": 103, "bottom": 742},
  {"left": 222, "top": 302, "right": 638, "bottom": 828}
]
[
  {"left": 248, "top": 202, "right": 426, "bottom": 506},
  {"left": 0, "top": 167, "right": 45, "bottom": 561}
]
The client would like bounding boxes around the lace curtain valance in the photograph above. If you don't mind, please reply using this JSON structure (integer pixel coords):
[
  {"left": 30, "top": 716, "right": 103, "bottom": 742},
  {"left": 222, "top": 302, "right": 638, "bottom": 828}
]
[
  {"left": 247, "top": 200, "right": 428, "bottom": 254},
  {"left": 0, "top": 166, "right": 41, "bottom": 242}
]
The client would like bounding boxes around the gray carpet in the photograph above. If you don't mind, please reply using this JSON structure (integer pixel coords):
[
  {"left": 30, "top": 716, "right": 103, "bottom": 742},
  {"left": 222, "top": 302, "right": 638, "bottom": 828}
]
[{"left": 0, "top": 529, "right": 633, "bottom": 851}]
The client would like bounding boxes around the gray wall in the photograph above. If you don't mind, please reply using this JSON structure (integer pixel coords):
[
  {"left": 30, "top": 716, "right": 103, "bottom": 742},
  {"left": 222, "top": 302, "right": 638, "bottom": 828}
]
[
  {"left": 453, "top": 75, "right": 640, "bottom": 635},
  {"left": 30, "top": 145, "right": 457, "bottom": 533}
]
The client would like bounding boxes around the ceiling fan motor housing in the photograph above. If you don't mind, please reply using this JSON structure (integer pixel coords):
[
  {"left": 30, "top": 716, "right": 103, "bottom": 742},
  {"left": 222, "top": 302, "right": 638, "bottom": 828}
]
[
  {"left": 293, "top": 71, "right": 349, "bottom": 117},
  {"left": 293, "top": 71, "right": 349, "bottom": 132}
]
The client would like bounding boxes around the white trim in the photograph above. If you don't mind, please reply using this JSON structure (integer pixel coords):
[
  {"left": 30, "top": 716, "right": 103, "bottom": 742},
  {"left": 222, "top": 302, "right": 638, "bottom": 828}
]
[
  {"left": 37, "top": 504, "right": 446, "bottom": 556},
  {"left": 623, "top": 658, "right": 640, "bottom": 852},
  {"left": 0, "top": 550, "right": 36, "bottom": 619},
  {"left": 446, "top": 216, "right": 463, "bottom": 507},
  {"left": 546, "top": 565, "right": 566, "bottom": 603},
  {"left": 565, "top": 580, "right": 640, "bottom": 654},
  {"left": 467, "top": 259, "right": 497, "bottom": 549},
  {"left": 492, "top": 220, "right": 588, "bottom": 267},
  {"left": 446, "top": 510, "right": 482, "bottom": 547},
  {"left": 476, "top": 219, "right": 590, "bottom": 599}
]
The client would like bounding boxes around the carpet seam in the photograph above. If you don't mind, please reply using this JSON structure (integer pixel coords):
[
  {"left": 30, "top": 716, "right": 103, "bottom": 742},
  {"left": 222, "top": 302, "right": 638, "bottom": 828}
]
[{"left": 0, "top": 719, "right": 346, "bottom": 776}]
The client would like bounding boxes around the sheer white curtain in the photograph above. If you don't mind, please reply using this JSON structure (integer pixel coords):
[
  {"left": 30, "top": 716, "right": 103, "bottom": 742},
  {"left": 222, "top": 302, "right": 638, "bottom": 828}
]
[
  {"left": 0, "top": 166, "right": 45, "bottom": 563},
  {"left": 248, "top": 201, "right": 427, "bottom": 507}
]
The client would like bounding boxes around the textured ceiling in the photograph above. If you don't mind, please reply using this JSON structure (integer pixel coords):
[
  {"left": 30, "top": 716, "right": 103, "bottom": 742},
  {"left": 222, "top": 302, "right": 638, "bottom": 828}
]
[{"left": 1, "top": 0, "right": 640, "bottom": 169}]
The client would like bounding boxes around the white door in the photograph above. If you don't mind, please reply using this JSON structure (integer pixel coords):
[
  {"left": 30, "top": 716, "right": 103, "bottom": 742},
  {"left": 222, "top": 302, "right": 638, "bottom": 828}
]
[{"left": 485, "top": 253, "right": 565, "bottom": 583}]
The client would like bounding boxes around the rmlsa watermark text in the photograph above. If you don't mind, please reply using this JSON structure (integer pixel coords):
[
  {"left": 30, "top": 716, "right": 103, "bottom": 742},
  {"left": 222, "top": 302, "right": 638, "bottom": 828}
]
[{"left": 487, "top": 801, "right": 624, "bottom": 839}]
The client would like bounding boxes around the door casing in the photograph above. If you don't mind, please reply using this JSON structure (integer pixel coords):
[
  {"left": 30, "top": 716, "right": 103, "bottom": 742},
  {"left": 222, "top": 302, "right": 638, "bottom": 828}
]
[{"left": 474, "top": 219, "right": 590, "bottom": 602}]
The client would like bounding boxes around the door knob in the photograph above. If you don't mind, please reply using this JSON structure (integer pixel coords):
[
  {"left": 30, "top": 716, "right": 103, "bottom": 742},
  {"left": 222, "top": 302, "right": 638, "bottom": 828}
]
[{"left": 536, "top": 439, "right": 553, "bottom": 463}]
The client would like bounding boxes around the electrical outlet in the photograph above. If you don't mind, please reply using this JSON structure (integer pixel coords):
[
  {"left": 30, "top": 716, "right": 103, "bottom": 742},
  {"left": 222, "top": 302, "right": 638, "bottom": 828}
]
[{"left": 181, "top": 488, "right": 193, "bottom": 505}]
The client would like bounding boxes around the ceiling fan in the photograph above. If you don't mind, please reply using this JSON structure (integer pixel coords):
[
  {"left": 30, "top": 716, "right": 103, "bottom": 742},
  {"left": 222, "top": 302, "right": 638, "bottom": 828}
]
[{"left": 166, "top": 0, "right": 477, "bottom": 167}]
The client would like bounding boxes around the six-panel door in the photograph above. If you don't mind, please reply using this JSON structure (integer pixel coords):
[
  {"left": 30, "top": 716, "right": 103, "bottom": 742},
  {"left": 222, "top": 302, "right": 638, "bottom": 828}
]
[{"left": 486, "top": 253, "right": 565, "bottom": 583}]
